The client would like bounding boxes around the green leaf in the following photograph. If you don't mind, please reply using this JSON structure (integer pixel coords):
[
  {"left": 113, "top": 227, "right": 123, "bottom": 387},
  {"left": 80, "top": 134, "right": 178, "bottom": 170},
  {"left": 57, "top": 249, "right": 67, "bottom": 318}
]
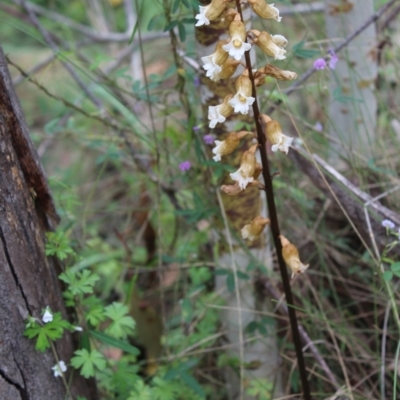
[
  {"left": 24, "top": 313, "right": 70, "bottom": 352},
  {"left": 236, "top": 271, "right": 250, "bottom": 280},
  {"left": 172, "top": 0, "right": 180, "bottom": 13},
  {"left": 164, "top": 20, "right": 179, "bottom": 32},
  {"left": 391, "top": 262, "right": 400, "bottom": 277},
  {"left": 45, "top": 229, "right": 74, "bottom": 260},
  {"left": 178, "top": 22, "right": 186, "bottom": 42},
  {"left": 147, "top": 15, "right": 166, "bottom": 31},
  {"left": 128, "top": 380, "right": 152, "bottom": 400},
  {"left": 89, "top": 330, "right": 140, "bottom": 356},
  {"left": 292, "top": 41, "right": 320, "bottom": 59},
  {"left": 227, "top": 273, "right": 235, "bottom": 293},
  {"left": 59, "top": 269, "right": 100, "bottom": 296},
  {"left": 383, "top": 271, "right": 393, "bottom": 281},
  {"left": 180, "top": 372, "right": 205, "bottom": 398},
  {"left": 71, "top": 349, "right": 106, "bottom": 378},
  {"left": 104, "top": 302, "right": 135, "bottom": 339}
]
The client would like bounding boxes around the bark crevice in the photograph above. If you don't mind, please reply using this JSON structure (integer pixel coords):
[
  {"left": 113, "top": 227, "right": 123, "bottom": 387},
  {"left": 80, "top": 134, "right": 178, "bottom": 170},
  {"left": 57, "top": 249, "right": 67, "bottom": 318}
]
[{"left": 0, "top": 366, "right": 29, "bottom": 400}]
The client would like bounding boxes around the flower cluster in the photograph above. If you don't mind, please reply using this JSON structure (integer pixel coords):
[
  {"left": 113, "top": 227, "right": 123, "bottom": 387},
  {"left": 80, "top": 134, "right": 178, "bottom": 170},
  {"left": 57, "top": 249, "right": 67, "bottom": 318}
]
[
  {"left": 195, "top": 0, "right": 309, "bottom": 277},
  {"left": 313, "top": 50, "right": 338, "bottom": 71}
]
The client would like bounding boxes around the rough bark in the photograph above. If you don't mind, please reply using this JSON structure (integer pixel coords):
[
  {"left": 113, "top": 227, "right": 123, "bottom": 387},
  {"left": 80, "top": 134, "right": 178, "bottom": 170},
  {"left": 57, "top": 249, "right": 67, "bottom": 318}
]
[
  {"left": 195, "top": 4, "right": 282, "bottom": 399},
  {"left": 0, "top": 47, "right": 96, "bottom": 400},
  {"left": 324, "top": 0, "right": 377, "bottom": 160}
]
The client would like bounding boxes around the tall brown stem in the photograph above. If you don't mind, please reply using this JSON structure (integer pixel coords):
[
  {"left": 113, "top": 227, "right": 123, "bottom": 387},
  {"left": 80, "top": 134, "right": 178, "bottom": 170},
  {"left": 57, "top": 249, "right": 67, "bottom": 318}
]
[{"left": 235, "top": 1, "right": 312, "bottom": 398}]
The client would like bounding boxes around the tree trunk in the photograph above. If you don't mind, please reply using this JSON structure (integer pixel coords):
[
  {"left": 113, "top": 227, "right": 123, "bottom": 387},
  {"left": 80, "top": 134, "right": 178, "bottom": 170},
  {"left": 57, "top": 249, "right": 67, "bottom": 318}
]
[
  {"left": 0, "top": 47, "right": 96, "bottom": 400},
  {"left": 324, "top": 0, "right": 377, "bottom": 160}
]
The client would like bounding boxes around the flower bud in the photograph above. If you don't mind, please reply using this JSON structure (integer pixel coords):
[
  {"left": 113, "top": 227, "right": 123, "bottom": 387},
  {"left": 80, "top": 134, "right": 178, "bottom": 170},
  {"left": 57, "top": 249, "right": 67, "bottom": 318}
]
[
  {"left": 242, "top": 216, "right": 271, "bottom": 241},
  {"left": 252, "top": 30, "right": 286, "bottom": 60},
  {"left": 212, "top": 131, "right": 254, "bottom": 161},
  {"left": 208, "top": 94, "right": 234, "bottom": 128},
  {"left": 222, "top": 14, "right": 251, "bottom": 60},
  {"left": 248, "top": 0, "right": 281, "bottom": 22},
  {"left": 195, "top": 0, "right": 229, "bottom": 26},
  {"left": 265, "top": 119, "right": 293, "bottom": 154},
  {"left": 279, "top": 235, "right": 309, "bottom": 278},
  {"left": 230, "top": 144, "right": 258, "bottom": 189},
  {"left": 258, "top": 64, "right": 297, "bottom": 81}
]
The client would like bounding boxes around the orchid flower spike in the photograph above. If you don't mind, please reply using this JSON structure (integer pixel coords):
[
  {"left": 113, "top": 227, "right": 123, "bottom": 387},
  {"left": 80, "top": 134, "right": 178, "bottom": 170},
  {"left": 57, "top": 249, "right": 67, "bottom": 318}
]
[
  {"left": 222, "top": 14, "right": 252, "bottom": 60},
  {"left": 229, "top": 74, "right": 255, "bottom": 114},
  {"left": 201, "top": 39, "right": 230, "bottom": 81},
  {"left": 195, "top": 0, "right": 229, "bottom": 27},
  {"left": 208, "top": 94, "right": 234, "bottom": 128},
  {"left": 221, "top": 180, "right": 261, "bottom": 196},
  {"left": 257, "top": 64, "right": 297, "bottom": 81},
  {"left": 230, "top": 144, "right": 259, "bottom": 189},
  {"left": 265, "top": 119, "right": 293, "bottom": 154},
  {"left": 248, "top": 0, "right": 281, "bottom": 22},
  {"left": 279, "top": 235, "right": 309, "bottom": 278},
  {"left": 252, "top": 30, "right": 287, "bottom": 60},
  {"left": 212, "top": 131, "right": 254, "bottom": 161},
  {"left": 242, "top": 216, "right": 271, "bottom": 241}
]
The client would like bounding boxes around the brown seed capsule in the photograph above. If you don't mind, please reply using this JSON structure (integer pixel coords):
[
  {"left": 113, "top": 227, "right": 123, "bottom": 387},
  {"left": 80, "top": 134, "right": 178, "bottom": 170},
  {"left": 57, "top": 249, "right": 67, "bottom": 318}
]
[{"left": 258, "top": 64, "right": 298, "bottom": 81}]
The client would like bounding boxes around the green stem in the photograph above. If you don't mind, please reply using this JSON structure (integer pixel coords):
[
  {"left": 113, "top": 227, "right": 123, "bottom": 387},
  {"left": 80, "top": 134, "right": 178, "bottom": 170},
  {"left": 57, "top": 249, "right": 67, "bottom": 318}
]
[{"left": 235, "top": 2, "right": 311, "bottom": 398}]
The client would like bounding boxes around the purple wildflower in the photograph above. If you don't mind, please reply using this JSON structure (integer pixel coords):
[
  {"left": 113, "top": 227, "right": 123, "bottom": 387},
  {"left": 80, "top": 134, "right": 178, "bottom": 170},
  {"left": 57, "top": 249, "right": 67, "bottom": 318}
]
[
  {"left": 179, "top": 161, "right": 191, "bottom": 172},
  {"left": 328, "top": 51, "right": 338, "bottom": 70},
  {"left": 193, "top": 76, "right": 200, "bottom": 87},
  {"left": 314, "top": 122, "right": 323, "bottom": 132},
  {"left": 314, "top": 58, "right": 326, "bottom": 70},
  {"left": 203, "top": 134, "right": 214, "bottom": 145},
  {"left": 382, "top": 219, "right": 395, "bottom": 229},
  {"left": 193, "top": 125, "right": 200, "bottom": 132}
]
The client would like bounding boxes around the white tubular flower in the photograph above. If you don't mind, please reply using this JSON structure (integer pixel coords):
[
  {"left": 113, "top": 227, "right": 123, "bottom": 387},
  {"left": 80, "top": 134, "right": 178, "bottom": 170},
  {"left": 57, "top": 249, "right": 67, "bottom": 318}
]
[
  {"left": 212, "top": 131, "right": 254, "bottom": 161},
  {"left": 248, "top": 0, "right": 281, "bottom": 21},
  {"left": 201, "top": 40, "right": 229, "bottom": 80},
  {"left": 280, "top": 235, "right": 309, "bottom": 279},
  {"left": 252, "top": 30, "right": 286, "bottom": 60},
  {"left": 195, "top": 0, "right": 229, "bottom": 27},
  {"left": 229, "top": 74, "right": 255, "bottom": 114},
  {"left": 266, "top": 119, "right": 293, "bottom": 154},
  {"left": 241, "top": 216, "right": 271, "bottom": 241},
  {"left": 222, "top": 14, "right": 251, "bottom": 61},
  {"left": 271, "top": 34, "right": 288, "bottom": 48},
  {"left": 230, "top": 144, "right": 258, "bottom": 189},
  {"left": 42, "top": 307, "right": 53, "bottom": 323},
  {"left": 208, "top": 94, "right": 234, "bottom": 128},
  {"left": 52, "top": 361, "right": 67, "bottom": 378}
]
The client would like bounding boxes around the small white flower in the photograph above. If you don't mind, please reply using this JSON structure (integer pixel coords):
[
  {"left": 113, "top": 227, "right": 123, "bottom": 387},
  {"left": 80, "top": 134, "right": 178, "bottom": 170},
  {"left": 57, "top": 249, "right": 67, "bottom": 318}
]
[
  {"left": 195, "top": 6, "right": 210, "bottom": 26},
  {"left": 208, "top": 106, "right": 226, "bottom": 128},
  {"left": 271, "top": 135, "right": 293, "bottom": 154},
  {"left": 223, "top": 39, "right": 251, "bottom": 61},
  {"left": 201, "top": 55, "right": 222, "bottom": 80},
  {"left": 52, "top": 361, "right": 67, "bottom": 377},
  {"left": 42, "top": 307, "right": 53, "bottom": 323},
  {"left": 230, "top": 169, "right": 254, "bottom": 190},
  {"left": 212, "top": 140, "right": 224, "bottom": 161},
  {"left": 271, "top": 34, "right": 288, "bottom": 48},
  {"left": 382, "top": 219, "right": 395, "bottom": 229},
  {"left": 229, "top": 93, "right": 255, "bottom": 114},
  {"left": 241, "top": 225, "right": 254, "bottom": 240},
  {"left": 74, "top": 326, "right": 83, "bottom": 332}
]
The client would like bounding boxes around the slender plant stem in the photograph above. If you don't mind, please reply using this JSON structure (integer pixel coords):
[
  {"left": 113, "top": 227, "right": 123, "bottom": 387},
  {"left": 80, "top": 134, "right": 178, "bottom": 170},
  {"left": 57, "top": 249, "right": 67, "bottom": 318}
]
[{"left": 235, "top": 1, "right": 311, "bottom": 398}]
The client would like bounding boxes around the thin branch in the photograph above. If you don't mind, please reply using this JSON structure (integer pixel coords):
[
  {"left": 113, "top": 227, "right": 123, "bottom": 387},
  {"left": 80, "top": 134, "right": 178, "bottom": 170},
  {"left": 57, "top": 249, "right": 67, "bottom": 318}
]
[
  {"left": 236, "top": 1, "right": 312, "bottom": 398},
  {"left": 280, "top": 2, "right": 324, "bottom": 16},
  {"left": 20, "top": 0, "right": 102, "bottom": 108}
]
